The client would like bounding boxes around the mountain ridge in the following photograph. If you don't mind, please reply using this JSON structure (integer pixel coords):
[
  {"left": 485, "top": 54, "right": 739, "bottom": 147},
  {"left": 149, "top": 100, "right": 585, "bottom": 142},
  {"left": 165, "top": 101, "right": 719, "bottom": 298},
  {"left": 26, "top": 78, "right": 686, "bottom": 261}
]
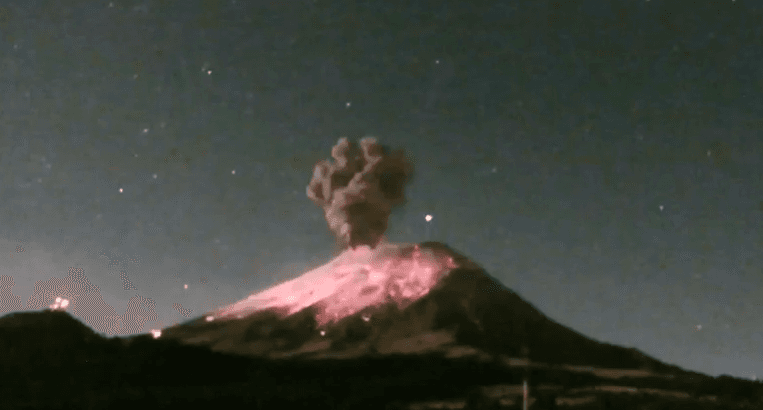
[
  {"left": 2, "top": 242, "right": 761, "bottom": 409},
  {"left": 158, "top": 242, "right": 696, "bottom": 376}
]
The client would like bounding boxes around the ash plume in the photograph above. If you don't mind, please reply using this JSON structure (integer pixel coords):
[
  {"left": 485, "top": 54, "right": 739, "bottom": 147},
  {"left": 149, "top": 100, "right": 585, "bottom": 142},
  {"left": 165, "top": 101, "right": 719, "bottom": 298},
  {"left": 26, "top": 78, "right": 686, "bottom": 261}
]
[{"left": 307, "top": 137, "right": 414, "bottom": 250}]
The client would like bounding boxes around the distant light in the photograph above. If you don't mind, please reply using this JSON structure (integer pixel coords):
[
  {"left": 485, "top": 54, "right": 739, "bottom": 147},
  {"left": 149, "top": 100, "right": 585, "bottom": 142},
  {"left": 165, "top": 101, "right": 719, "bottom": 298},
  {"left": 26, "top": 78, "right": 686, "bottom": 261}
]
[
  {"left": 207, "top": 70, "right": 212, "bottom": 75},
  {"left": 153, "top": 174, "right": 157, "bottom": 179},
  {"left": 49, "top": 297, "right": 70, "bottom": 310},
  {"left": 447, "top": 257, "right": 457, "bottom": 269},
  {"left": 659, "top": 205, "right": 664, "bottom": 211},
  {"left": 362, "top": 315, "right": 370, "bottom": 322},
  {"left": 134, "top": 153, "right": 139, "bottom": 157},
  {"left": 425, "top": 214, "right": 433, "bottom": 222},
  {"left": 231, "top": 170, "right": 236, "bottom": 175},
  {"left": 345, "top": 102, "right": 351, "bottom": 108},
  {"left": 119, "top": 188, "right": 123, "bottom": 193},
  {"left": 435, "top": 59, "right": 440, "bottom": 64},
  {"left": 707, "top": 150, "right": 711, "bottom": 157},
  {"left": 320, "top": 330, "right": 326, "bottom": 336},
  {"left": 142, "top": 128, "right": 149, "bottom": 134},
  {"left": 184, "top": 284, "right": 188, "bottom": 289},
  {"left": 150, "top": 329, "right": 162, "bottom": 339},
  {"left": 696, "top": 324, "right": 702, "bottom": 331},
  {"left": 205, "top": 316, "right": 214, "bottom": 322}
]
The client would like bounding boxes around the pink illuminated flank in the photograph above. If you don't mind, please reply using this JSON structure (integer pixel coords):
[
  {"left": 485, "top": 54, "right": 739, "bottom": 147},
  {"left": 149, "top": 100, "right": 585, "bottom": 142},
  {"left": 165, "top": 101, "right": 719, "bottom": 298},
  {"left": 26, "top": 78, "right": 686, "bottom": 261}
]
[{"left": 210, "top": 242, "right": 459, "bottom": 327}]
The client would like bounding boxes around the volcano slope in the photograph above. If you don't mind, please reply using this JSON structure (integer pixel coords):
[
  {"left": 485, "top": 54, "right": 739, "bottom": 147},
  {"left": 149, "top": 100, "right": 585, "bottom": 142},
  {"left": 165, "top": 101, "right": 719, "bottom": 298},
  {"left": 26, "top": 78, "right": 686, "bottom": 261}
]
[
  {"left": 159, "top": 241, "right": 688, "bottom": 370},
  {"left": 2, "top": 242, "right": 762, "bottom": 410}
]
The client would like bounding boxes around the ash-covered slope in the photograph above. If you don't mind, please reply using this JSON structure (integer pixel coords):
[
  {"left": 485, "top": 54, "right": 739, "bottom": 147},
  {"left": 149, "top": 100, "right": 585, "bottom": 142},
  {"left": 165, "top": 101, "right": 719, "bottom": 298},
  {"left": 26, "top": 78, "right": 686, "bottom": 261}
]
[{"left": 160, "top": 241, "right": 683, "bottom": 375}]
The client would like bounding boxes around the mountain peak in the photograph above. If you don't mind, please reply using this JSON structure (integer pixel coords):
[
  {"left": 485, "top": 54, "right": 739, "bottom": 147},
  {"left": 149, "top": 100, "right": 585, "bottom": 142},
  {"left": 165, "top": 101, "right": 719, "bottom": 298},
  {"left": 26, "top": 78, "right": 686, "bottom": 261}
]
[
  {"left": 3, "top": 242, "right": 759, "bottom": 409},
  {"left": 160, "top": 242, "right": 684, "bottom": 378}
]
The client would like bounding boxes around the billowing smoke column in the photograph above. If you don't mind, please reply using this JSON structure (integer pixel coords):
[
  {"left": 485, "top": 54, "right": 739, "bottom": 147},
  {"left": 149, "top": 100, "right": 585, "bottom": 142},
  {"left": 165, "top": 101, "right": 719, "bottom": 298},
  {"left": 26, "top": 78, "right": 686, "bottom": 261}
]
[{"left": 307, "top": 137, "right": 414, "bottom": 250}]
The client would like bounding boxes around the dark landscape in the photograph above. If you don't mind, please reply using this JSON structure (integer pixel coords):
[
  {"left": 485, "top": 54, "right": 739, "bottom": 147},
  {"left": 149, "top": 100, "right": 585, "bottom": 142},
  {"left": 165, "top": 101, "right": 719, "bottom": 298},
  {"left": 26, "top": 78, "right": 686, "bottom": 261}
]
[
  {"left": 0, "top": 0, "right": 761, "bottom": 409},
  {"left": 2, "top": 242, "right": 762, "bottom": 410}
]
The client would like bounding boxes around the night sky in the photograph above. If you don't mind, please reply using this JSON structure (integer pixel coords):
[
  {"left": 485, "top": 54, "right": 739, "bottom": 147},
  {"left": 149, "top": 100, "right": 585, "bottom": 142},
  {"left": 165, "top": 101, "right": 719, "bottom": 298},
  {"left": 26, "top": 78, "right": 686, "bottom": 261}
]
[{"left": 0, "top": 0, "right": 761, "bottom": 381}]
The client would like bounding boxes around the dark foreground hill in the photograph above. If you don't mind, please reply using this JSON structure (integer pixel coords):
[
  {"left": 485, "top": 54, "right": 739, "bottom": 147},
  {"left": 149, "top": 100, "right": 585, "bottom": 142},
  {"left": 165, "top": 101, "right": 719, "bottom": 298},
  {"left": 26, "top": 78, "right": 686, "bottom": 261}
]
[{"left": 2, "top": 242, "right": 762, "bottom": 409}]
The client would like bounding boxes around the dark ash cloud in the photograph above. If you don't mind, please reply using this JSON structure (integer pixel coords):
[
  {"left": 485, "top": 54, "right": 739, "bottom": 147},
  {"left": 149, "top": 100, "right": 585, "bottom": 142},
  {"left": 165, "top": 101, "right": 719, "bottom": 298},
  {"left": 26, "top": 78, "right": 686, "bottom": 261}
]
[{"left": 306, "top": 137, "right": 414, "bottom": 250}]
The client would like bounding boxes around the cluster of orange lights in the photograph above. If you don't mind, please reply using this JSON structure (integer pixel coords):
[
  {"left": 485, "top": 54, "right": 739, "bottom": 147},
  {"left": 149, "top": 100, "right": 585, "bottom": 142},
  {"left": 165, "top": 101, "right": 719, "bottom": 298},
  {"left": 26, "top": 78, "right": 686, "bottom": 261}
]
[{"left": 49, "top": 297, "right": 70, "bottom": 310}]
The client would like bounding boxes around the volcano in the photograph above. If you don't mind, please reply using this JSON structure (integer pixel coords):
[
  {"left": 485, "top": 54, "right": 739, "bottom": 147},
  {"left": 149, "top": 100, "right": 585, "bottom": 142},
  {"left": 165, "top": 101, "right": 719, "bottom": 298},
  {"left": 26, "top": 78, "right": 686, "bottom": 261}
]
[
  {"left": 3, "top": 242, "right": 762, "bottom": 410},
  {"left": 158, "top": 241, "right": 683, "bottom": 371}
]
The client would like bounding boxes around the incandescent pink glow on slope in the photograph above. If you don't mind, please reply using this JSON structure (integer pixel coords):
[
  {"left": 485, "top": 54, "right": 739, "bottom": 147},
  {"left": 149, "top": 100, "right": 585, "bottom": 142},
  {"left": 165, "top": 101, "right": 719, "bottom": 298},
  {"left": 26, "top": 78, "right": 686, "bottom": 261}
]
[{"left": 211, "top": 242, "right": 458, "bottom": 327}]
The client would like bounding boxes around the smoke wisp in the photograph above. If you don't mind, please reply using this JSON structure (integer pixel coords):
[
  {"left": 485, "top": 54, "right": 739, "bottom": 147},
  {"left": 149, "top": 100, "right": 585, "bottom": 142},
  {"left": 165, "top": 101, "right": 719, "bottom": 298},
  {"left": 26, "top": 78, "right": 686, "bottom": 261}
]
[{"left": 306, "top": 137, "right": 414, "bottom": 250}]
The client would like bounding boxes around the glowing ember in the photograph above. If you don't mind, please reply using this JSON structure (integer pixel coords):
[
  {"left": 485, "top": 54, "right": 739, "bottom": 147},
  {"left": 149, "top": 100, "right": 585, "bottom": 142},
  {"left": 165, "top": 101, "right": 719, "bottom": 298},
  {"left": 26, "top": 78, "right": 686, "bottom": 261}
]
[{"left": 211, "top": 242, "right": 458, "bottom": 327}]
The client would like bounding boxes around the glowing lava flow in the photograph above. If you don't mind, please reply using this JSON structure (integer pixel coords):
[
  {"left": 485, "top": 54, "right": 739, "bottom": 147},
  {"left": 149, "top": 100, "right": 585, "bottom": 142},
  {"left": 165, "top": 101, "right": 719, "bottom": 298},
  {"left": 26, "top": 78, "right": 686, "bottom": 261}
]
[{"left": 211, "top": 242, "right": 458, "bottom": 327}]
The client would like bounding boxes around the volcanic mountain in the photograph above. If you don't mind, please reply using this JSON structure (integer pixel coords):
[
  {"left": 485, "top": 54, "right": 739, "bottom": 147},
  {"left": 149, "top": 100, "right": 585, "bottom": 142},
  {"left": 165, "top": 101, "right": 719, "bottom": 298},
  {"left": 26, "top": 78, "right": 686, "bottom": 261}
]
[
  {"left": 3, "top": 242, "right": 762, "bottom": 409},
  {"left": 159, "top": 241, "right": 681, "bottom": 371}
]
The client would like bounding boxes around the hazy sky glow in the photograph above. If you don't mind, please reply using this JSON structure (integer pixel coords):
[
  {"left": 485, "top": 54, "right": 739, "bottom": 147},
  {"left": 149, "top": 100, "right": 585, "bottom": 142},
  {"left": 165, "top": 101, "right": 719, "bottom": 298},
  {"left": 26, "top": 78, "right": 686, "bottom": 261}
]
[{"left": 0, "top": 0, "right": 760, "bottom": 381}]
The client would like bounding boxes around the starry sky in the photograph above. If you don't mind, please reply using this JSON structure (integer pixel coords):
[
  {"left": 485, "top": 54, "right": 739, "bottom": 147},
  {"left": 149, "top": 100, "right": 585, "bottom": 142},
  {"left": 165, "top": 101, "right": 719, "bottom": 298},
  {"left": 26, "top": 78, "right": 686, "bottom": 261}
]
[{"left": 0, "top": 0, "right": 761, "bottom": 380}]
